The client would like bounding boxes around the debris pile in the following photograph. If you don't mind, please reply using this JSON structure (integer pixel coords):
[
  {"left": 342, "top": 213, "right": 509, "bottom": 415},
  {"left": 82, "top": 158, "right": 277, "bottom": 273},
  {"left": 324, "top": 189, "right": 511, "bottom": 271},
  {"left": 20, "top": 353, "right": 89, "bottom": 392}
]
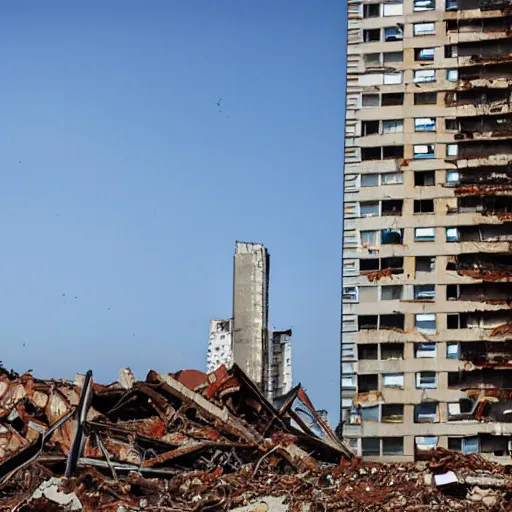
[{"left": 0, "top": 365, "right": 511, "bottom": 511}]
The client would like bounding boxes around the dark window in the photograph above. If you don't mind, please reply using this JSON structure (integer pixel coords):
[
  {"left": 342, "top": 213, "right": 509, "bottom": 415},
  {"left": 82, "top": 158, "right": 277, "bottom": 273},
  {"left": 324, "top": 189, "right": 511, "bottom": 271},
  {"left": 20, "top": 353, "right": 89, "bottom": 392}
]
[
  {"left": 362, "top": 438, "right": 380, "bottom": 456},
  {"left": 359, "top": 315, "right": 378, "bottom": 330},
  {"left": 382, "top": 437, "right": 404, "bottom": 455},
  {"left": 364, "top": 4, "right": 380, "bottom": 17},
  {"left": 358, "top": 374, "right": 378, "bottom": 393},
  {"left": 383, "top": 146, "right": 404, "bottom": 159},
  {"left": 362, "top": 147, "right": 381, "bottom": 161},
  {"left": 414, "top": 92, "right": 437, "bottom": 105},
  {"left": 381, "top": 343, "right": 403, "bottom": 360},
  {"left": 381, "top": 404, "right": 404, "bottom": 422},
  {"left": 416, "top": 256, "right": 435, "bottom": 272},
  {"left": 414, "top": 199, "right": 434, "bottom": 213},
  {"left": 414, "top": 171, "right": 435, "bottom": 186},
  {"left": 445, "top": 45, "right": 455, "bottom": 58},
  {"left": 364, "top": 29, "right": 381, "bottom": 42},
  {"left": 382, "top": 200, "right": 403, "bottom": 216},
  {"left": 447, "top": 284, "right": 459, "bottom": 299},
  {"left": 359, "top": 344, "right": 378, "bottom": 360},
  {"left": 382, "top": 93, "right": 404, "bottom": 106},
  {"left": 362, "top": 120, "right": 379, "bottom": 136},
  {"left": 445, "top": 118, "right": 459, "bottom": 131},
  {"left": 360, "top": 259, "right": 379, "bottom": 271}
]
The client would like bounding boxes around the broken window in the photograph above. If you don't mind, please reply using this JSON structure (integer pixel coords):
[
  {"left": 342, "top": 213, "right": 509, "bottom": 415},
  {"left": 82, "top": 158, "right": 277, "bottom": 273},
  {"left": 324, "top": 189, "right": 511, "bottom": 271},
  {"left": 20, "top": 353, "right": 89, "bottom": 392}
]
[
  {"left": 383, "top": 374, "right": 404, "bottom": 388},
  {"left": 447, "top": 313, "right": 466, "bottom": 330},
  {"left": 381, "top": 343, "right": 403, "bottom": 359},
  {"left": 415, "top": 313, "right": 436, "bottom": 333},
  {"left": 382, "top": 437, "right": 404, "bottom": 455},
  {"left": 413, "top": 144, "right": 435, "bottom": 159},
  {"left": 362, "top": 438, "right": 380, "bottom": 456},
  {"left": 446, "top": 227, "right": 459, "bottom": 242},
  {"left": 415, "top": 171, "right": 435, "bottom": 186},
  {"left": 413, "top": 69, "right": 436, "bottom": 83},
  {"left": 381, "top": 404, "right": 403, "bottom": 423},
  {"left": 342, "top": 286, "right": 358, "bottom": 302},
  {"left": 414, "top": 92, "right": 437, "bottom": 105},
  {"left": 447, "top": 343, "right": 460, "bottom": 359},
  {"left": 383, "top": 51, "right": 403, "bottom": 64},
  {"left": 381, "top": 228, "right": 403, "bottom": 245},
  {"left": 383, "top": 2, "right": 403, "bottom": 16},
  {"left": 364, "top": 53, "right": 381, "bottom": 68},
  {"left": 446, "top": 144, "right": 458, "bottom": 157},
  {"left": 414, "top": 199, "right": 434, "bottom": 213},
  {"left": 358, "top": 374, "right": 378, "bottom": 392},
  {"left": 445, "top": 118, "right": 458, "bottom": 131},
  {"left": 359, "top": 315, "right": 378, "bottom": 330},
  {"left": 447, "top": 69, "right": 458, "bottom": 82},
  {"left": 414, "top": 285, "right": 435, "bottom": 301},
  {"left": 381, "top": 93, "right": 404, "bottom": 106},
  {"left": 448, "top": 438, "right": 462, "bottom": 451},
  {"left": 415, "top": 48, "right": 435, "bottom": 61},
  {"left": 382, "top": 119, "right": 404, "bottom": 134},
  {"left": 361, "top": 230, "right": 378, "bottom": 248},
  {"left": 381, "top": 285, "right": 402, "bottom": 300},
  {"left": 361, "top": 174, "right": 379, "bottom": 187},
  {"left": 380, "top": 314, "right": 404, "bottom": 330},
  {"left": 362, "top": 147, "right": 381, "bottom": 161},
  {"left": 415, "top": 227, "right": 435, "bottom": 242},
  {"left": 381, "top": 199, "right": 403, "bottom": 215},
  {"left": 381, "top": 172, "right": 403, "bottom": 185},
  {"left": 415, "top": 343, "right": 436, "bottom": 358},
  {"left": 362, "top": 120, "right": 379, "bottom": 136},
  {"left": 446, "top": 284, "right": 459, "bottom": 300},
  {"left": 364, "top": 29, "right": 381, "bottom": 42},
  {"left": 416, "top": 256, "right": 435, "bottom": 272},
  {"left": 414, "top": 22, "right": 436, "bottom": 36},
  {"left": 383, "top": 146, "right": 404, "bottom": 159},
  {"left": 360, "top": 201, "right": 379, "bottom": 217},
  {"left": 360, "top": 259, "right": 379, "bottom": 272},
  {"left": 415, "top": 402, "right": 438, "bottom": 423},
  {"left": 363, "top": 4, "right": 380, "bottom": 17},
  {"left": 362, "top": 94, "right": 379, "bottom": 107},
  {"left": 416, "top": 371, "right": 437, "bottom": 389},
  {"left": 384, "top": 26, "right": 403, "bottom": 41},
  {"left": 361, "top": 406, "right": 379, "bottom": 422},
  {"left": 415, "top": 118, "right": 436, "bottom": 132},
  {"left": 383, "top": 72, "right": 403, "bottom": 85},
  {"left": 415, "top": 436, "right": 438, "bottom": 454},
  {"left": 359, "top": 344, "right": 378, "bottom": 360},
  {"left": 414, "top": 0, "right": 435, "bottom": 10}
]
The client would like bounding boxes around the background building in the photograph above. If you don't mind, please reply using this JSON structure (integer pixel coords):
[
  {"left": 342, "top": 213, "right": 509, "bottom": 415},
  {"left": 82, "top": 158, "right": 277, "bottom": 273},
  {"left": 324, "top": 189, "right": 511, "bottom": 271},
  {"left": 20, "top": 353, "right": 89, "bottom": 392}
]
[
  {"left": 206, "top": 319, "right": 233, "bottom": 373},
  {"left": 341, "top": 0, "right": 512, "bottom": 462},
  {"left": 269, "top": 329, "right": 293, "bottom": 401}
]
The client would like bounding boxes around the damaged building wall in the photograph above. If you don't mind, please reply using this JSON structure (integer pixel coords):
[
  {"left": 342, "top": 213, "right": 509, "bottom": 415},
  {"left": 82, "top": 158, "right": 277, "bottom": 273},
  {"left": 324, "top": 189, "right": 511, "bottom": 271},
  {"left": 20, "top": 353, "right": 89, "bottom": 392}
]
[
  {"left": 342, "top": 0, "right": 512, "bottom": 462},
  {"left": 206, "top": 319, "right": 233, "bottom": 373},
  {"left": 269, "top": 329, "right": 293, "bottom": 401}
]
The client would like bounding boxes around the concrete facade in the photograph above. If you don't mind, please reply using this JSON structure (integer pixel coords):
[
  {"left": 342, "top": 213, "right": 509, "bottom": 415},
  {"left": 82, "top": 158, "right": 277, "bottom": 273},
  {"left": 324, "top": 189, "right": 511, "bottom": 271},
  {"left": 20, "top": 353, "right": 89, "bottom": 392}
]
[
  {"left": 232, "top": 242, "right": 270, "bottom": 391},
  {"left": 269, "top": 329, "right": 293, "bottom": 401},
  {"left": 341, "top": 0, "right": 512, "bottom": 462},
  {"left": 206, "top": 319, "right": 233, "bottom": 373}
]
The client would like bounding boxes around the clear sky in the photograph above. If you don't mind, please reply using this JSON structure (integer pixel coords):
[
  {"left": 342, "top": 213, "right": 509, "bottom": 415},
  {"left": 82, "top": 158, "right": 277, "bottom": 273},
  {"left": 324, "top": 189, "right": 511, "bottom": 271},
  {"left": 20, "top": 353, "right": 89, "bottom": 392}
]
[{"left": 0, "top": 1, "right": 347, "bottom": 421}]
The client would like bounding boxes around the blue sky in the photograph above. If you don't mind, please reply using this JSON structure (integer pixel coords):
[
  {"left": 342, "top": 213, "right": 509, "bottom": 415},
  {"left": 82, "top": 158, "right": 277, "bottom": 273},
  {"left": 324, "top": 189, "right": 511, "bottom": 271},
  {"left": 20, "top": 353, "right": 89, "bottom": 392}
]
[{"left": 0, "top": 1, "right": 346, "bottom": 421}]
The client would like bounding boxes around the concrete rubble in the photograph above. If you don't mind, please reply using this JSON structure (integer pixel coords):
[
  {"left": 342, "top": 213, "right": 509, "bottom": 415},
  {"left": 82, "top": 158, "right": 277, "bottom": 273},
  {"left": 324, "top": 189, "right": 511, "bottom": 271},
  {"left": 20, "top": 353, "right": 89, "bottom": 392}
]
[{"left": 0, "top": 364, "right": 511, "bottom": 511}]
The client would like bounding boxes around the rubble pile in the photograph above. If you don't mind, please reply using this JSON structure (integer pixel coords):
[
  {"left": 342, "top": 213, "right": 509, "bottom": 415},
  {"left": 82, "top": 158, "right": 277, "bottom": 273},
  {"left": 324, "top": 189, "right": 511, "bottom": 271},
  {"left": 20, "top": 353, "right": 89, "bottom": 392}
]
[{"left": 0, "top": 364, "right": 511, "bottom": 511}]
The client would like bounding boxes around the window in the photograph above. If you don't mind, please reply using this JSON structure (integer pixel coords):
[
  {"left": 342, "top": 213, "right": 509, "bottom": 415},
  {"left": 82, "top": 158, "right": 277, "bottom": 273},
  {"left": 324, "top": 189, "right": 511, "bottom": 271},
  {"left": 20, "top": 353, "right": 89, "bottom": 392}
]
[
  {"left": 382, "top": 93, "right": 403, "bottom": 106},
  {"left": 415, "top": 402, "right": 438, "bottom": 423},
  {"left": 415, "top": 227, "right": 436, "bottom": 242},
  {"left": 365, "top": 53, "right": 381, "bottom": 68},
  {"left": 414, "top": 199, "right": 434, "bottom": 213},
  {"left": 384, "top": 72, "right": 402, "bottom": 85},
  {"left": 364, "top": 4, "right": 380, "bottom": 17},
  {"left": 447, "top": 69, "right": 458, "bottom": 82},
  {"left": 362, "top": 120, "right": 379, "bottom": 136},
  {"left": 361, "top": 174, "right": 379, "bottom": 187},
  {"left": 447, "top": 343, "right": 460, "bottom": 359},
  {"left": 415, "top": 313, "right": 436, "bottom": 333},
  {"left": 362, "top": 94, "right": 379, "bottom": 107},
  {"left": 343, "top": 286, "right": 358, "bottom": 302},
  {"left": 359, "top": 286, "right": 378, "bottom": 302},
  {"left": 341, "top": 399, "right": 354, "bottom": 409},
  {"left": 447, "top": 144, "right": 458, "bottom": 157},
  {"left": 415, "top": 118, "right": 436, "bottom": 131},
  {"left": 382, "top": 120, "right": 404, "bottom": 134},
  {"left": 414, "top": 22, "right": 436, "bottom": 36},
  {"left": 381, "top": 172, "right": 403, "bottom": 185},
  {"left": 462, "top": 437, "right": 479, "bottom": 455},
  {"left": 415, "top": 436, "right": 438, "bottom": 453},
  {"left": 445, "top": 118, "right": 458, "bottom": 131},
  {"left": 362, "top": 438, "right": 380, "bottom": 456},
  {"left": 414, "top": 0, "right": 435, "bottom": 10},
  {"left": 415, "top": 171, "right": 435, "bottom": 186},
  {"left": 414, "top": 285, "right": 435, "bottom": 301},
  {"left": 358, "top": 374, "right": 378, "bottom": 392},
  {"left": 360, "top": 201, "right": 379, "bottom": 217},
  {"left": 359, "top": 344, "right": 378, "bottom": 360},
  {"left": 415, "top": 48, "right": 435, "bottom": 61},
  {"left": 416, "top": 256, "right": 435, "bottom": 272},
  {"left": 362, "top": 147, "right": 381, "bottom": 161},
  {"left": 381, "top": 343, "right": 403, "bottom": 360},
  {"left": 362, "top": 146, "right": 404, "bottom": 161},
  {"left": 448, "top": 438, "right": 462, "bottom": 451},
  {"left": 383, "top": 2, "right": 403, "bottom": 16},
  {"left": 446, "top": 284, "right": 459, "bottom": 300},
  {"left": 383, "top": 146, "right": 404, "bottom": 159},
  {"left": 382, "top": 404, "right": 403, "bottom": 423},
  {"left": 384, "top": 26, "right": 403, "bottom": 41},
  {"left": 381, "top": 285, "right": 402, "bottom": 300},
  {"left": 383, "top": 374, "right": 404, "bottom": 388},
  {"left": 413, "top": 69, "right": 436, "bottom": 83},
  {"left": 416, "top": 371, "right": 437, "bottom": 389},
  {"left": 382, "top": 437, "right": 404, "bottom": 455},
  {"left": 446, "top": 171, "right": 460, "bottom": 184},
  {"left": 445, "top": 45, "right": 456, "bottom": 58},
  {"left": 361, "top": 231, "right": 378, "bottom": 247},
  {"left": 414, "top": 144, "right": 435, "bottom": 159},
  {"left": 364, "top": 29, "right": 381, "bottom": 42},
  {"left": 341, "top": 375, "right": 357, "bottom": 389},
  {"left": 383, "top": 51, "right": 403, "bottom": 64},
  {"left": 414, "top": 92, "right": 437, "bottom": 105},
  {"left": 381, "top": 199, "right": 402, "bottom": 216},
  {"left": 416, "top": 343, "right": 436, "bottom": 358},
  {"left": 446, "top": 0, "right": 458, "bottom": 9},
  {"left": 381, "top": 228, "right": 403, "bottom": 245},
  {"left": 446, "top": 227, "right": 459, "bottom": 242},
  {"left": 361, "top": 406, "right": 379, "bottom": 422}
]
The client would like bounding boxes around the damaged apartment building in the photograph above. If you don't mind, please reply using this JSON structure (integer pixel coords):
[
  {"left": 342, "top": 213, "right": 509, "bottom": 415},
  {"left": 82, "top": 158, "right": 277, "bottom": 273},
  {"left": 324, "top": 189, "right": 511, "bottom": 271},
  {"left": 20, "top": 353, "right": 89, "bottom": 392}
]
[
  {"left": 341, "top": 0, "right": 512, "bottom": 462},
  {"left": 206, "top": 242, "right": 293, "bottom": 402}
]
